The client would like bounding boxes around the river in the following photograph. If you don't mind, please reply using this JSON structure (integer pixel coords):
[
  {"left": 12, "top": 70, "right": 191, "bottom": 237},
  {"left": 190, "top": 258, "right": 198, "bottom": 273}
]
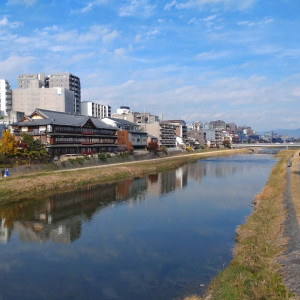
[{"left": 0, "top": 154, "right": 277, "bottom": 300}]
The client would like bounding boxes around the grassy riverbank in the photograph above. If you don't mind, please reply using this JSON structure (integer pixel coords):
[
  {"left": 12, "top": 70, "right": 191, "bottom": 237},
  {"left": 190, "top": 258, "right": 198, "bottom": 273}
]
[
  {"left": 186, "top": 150, "right": 295, "bottom": 300},
  {"left": 0, "top": 149, "right": 247, "bottom": 203}
]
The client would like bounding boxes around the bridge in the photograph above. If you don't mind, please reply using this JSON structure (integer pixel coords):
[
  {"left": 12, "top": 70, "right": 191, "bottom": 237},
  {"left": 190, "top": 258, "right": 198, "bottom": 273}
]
[
  {"left": 231, "top": 143, "right": 300, "bottom": 150},
  {"left": 233, "top": 143, "right": 300, "bottom": 149}
]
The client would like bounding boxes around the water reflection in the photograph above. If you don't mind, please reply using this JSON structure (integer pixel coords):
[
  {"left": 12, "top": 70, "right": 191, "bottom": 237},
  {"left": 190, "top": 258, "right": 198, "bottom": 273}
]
[
  {"left": 0, "top": 154, "right": 277, "bottom": 300},
  {"left": 0, "top": 154, "right": 275, "bottom": 245}
]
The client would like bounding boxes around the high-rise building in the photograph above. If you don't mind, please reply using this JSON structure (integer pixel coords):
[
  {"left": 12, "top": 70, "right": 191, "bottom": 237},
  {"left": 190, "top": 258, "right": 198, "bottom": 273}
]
[
  {"left": 47, "top": 73, "right": 81, "bottom": 114},
  {"left": 13, "top": 72, "right": 81, "bottom": 115},
  {"left": 12, "top": 87, "right": 74, "bottom": 115},
  {"left": 81, "top": 101, "right": 111, "bottom": 119},
  {"left": 0, "top": 79, "right": 12, "bottom": 116},
  {"left": 17, "top": 73, "right": 46, "bottom": 89}
]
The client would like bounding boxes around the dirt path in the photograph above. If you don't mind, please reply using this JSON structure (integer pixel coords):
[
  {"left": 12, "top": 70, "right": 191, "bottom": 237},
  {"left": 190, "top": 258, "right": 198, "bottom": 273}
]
[{"left": 279, "top": 152, "right": 300, "bottom": 298}]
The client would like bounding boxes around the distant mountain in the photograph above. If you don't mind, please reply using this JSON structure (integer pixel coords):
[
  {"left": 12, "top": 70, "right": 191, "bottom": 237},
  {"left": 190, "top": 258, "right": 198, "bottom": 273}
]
[{"left": 271, "top": 128, "right": 300, "bottom": 138}]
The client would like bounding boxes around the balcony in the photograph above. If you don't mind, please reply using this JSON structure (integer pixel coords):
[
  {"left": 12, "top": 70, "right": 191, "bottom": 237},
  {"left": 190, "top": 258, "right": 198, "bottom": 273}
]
[
  {"left": 82, "top": 130, "right": 94, "bottom": 135},
  {"left": 81, "top": 142, "right": 93, "bottom": 145}
]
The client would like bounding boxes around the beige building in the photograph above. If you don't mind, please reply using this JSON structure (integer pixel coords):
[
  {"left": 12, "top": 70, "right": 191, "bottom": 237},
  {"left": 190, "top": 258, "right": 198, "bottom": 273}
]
[
  {"left": 12, "top": 87, "right": 74, "bottom": 115},
  {"left": 112, "top": 106, "right": 161, "bottom": 124},
  {"left": 143, "top": 122, "right": 176, "bottom": 148},
  {"left": 16, "top": 72, "right": 81, "bottom": 114}
]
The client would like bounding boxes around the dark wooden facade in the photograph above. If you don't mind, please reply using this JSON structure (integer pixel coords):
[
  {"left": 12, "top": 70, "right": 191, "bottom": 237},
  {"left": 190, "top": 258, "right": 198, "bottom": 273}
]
[{"left": 12, "top": 109, "right": 118, "bottom": 156}]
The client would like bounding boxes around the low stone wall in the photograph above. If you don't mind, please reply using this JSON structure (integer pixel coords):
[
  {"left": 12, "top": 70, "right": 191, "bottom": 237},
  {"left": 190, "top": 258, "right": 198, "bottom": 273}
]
[{"left": 6, "top": 149, "right": 185, "bottom": 177}]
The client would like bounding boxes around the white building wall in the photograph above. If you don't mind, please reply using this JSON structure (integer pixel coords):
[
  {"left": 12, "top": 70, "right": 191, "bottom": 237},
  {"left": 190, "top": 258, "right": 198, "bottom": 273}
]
[
  {"left": 81, "top": 101, "right": 111, "bottom": 119},
  {"left": 0, "top": 79, "right": 12, "bottom": 116}
]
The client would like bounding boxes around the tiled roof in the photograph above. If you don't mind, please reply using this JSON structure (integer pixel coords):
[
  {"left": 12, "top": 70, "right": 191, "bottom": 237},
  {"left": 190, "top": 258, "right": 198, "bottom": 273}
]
[
  {"left": 109, "top": 117, "right": 137, "bottom": 126},
  {"left": 14, "top": 108, "right": 114, "bottom": 130}
]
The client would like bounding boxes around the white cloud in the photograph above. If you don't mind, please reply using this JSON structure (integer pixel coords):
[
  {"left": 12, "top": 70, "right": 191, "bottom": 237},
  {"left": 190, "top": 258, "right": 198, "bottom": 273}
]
[
  {"left": 0, "top": 15, "right": 22, "bottom": 28},
  {"left": 42, "top": 25, "right": 59, "bottom": 32},
  {"left": 119, "top": 0, "right": 156, "bottom": 17},
  {"left": 102, "top": 30, "right": 119, "bottom": 44},
  {"left": 196, "top": 50, "right": 230, "bottom": 60},
  {"left": 81, "top": 3, "right": 93, "bottom": 13},
  {"left": 164, "top": 0, "right": 257, "bottom": 11},
  {"left": 133, "top": 28, "right": 161, "bottom": 44},
  {"left": 77, "top": 25, "right": 109, "bottom": 43},
  {"left": 237, "top": 17, "right": 274, "bottom": 27},
  {"left": 6, "top": 0, "right": 37, "bottom": 6},
  {"left": 82, "top": 72, "right": 300, "bottom": 130},
  {"left": 201, "top": 15, "right": 217, "bottom": 22},
  {"left": 0, "top": 55, "right": 36, "bottom": 81},
  {"left": 114, "top": 48, "right": 127, "bottom": 56},
  {"left": 55, "top": 30, "right": 77, "bottom": 42}
]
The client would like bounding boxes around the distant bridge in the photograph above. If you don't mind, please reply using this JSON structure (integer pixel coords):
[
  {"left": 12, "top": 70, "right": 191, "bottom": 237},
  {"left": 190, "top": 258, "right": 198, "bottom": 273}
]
[{"left": 233, "top": 143, "right": 300, "bottom": 149}]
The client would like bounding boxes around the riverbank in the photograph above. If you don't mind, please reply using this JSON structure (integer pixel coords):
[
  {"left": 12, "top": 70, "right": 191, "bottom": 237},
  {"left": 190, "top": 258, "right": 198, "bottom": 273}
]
[
  {"left": 0, "top": 148, "right": 247, "bottom": 203},
  {"left": 185, "top": 149, "right": 298, "bottom": 300},
  {"left": 279, "top": 152, "right": 300, "bottom": 296}
]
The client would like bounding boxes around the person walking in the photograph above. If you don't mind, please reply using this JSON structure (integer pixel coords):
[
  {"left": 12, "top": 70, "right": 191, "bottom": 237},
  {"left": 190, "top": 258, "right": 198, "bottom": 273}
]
[
  {"left": 5, "top": 169, "right": 9, "bottom": 177},
  {"left": 1, "top": 169, "right": 4, "bottom": 177}
]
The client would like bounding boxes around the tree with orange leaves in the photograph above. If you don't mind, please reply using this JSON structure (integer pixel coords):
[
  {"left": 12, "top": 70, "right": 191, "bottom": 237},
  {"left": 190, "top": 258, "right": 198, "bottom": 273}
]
[{"left": 0, "top": 129, "right": 18, "bottom": 156}]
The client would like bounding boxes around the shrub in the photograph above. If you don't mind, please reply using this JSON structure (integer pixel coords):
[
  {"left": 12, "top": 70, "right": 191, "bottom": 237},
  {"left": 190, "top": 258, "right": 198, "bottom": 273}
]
[{"left": 98, "top": 153, "right": 106, "bottom": 161}]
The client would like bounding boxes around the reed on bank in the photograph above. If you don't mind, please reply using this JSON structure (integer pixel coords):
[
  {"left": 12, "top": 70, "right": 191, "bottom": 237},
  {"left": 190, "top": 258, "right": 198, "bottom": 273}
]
[{"left": 185, "top": 150, "right": 294, "bottom": 300}]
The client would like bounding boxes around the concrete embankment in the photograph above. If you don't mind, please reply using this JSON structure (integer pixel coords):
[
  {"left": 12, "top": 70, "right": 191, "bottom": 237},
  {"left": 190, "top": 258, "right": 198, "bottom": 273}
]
[{"left": 0, "top": 149, "right": 247, "bottom": 203}]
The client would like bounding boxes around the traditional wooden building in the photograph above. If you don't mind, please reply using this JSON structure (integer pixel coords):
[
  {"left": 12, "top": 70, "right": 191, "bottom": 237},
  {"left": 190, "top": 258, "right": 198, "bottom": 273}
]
[{"left": 12, "top": 108, "right": 118, "bottom": 156}]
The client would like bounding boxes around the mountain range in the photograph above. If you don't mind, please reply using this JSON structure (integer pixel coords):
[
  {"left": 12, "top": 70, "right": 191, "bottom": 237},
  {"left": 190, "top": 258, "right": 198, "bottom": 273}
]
[{"left": 268, "top": 128, "right": 300, "bottom": 138}]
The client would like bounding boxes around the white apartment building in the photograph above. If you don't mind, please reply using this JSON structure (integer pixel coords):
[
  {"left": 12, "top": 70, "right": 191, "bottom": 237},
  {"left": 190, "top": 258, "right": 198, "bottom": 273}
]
[
  {"left": 0, "top": 79, "right": 12, "bottom": 116},
  {"left": 81, "top": 101, "right": 111, "bottom": 119}
]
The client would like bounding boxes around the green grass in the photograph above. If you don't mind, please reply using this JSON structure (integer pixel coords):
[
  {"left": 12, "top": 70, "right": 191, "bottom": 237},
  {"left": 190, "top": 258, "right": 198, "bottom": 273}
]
[{"left": 202, "top": 150, "right": 294, "bottom": 300}]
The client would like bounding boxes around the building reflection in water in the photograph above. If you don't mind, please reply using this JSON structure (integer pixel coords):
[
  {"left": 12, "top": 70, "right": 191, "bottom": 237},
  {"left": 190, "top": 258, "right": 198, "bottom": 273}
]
[{"left": 0, "top": 158, "right": 240, "bottom": 244}]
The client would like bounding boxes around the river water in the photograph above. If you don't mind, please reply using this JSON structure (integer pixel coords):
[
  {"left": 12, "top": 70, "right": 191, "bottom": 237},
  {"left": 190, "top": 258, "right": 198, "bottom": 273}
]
[{"left": 0, "top": 154, "right": 277, "bottom": 300}]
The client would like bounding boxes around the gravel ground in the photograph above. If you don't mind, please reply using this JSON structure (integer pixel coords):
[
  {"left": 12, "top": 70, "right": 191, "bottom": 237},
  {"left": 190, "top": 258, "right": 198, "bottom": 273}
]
[{"left": 279, "top": 164, "right": 300, "bottom": 298}]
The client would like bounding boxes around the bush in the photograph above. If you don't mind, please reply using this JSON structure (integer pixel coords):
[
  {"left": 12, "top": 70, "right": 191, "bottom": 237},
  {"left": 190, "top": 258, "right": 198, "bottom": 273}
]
[
  {"left": 67, "top": 158, "right": 76, "bottom": 165},
  {"left": 98, "top": 153, "right": 106, "bottom": 161},
  {"left": 75, "top": 157, "right": 84, "bottom": 165}
]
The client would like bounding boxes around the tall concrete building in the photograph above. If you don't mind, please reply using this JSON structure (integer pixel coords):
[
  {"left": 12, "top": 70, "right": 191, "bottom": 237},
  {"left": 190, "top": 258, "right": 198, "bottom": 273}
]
[
  {"left": 12, "top": 87, "right": 74, "bottom": 115},
  {"left": 13, "top": 72, "right": 81, "bottom": 115},
  {"left": 18, "top": 73, "right": 46, "bottom": 89},
  {"left": 81, "top": 101, "right": 111, "bottom": 119},
  {"left": 47, "top": 73, "right": 81, "bottom": 114},
  {"left": 0, "top": 79, "right": 12, "bottom": 116}
]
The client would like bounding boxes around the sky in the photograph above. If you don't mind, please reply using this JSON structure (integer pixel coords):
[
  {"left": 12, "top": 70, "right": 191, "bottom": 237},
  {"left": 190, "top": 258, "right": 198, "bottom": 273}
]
[{"left": 0, "top": 0, "right": 300, "bottom": 131}]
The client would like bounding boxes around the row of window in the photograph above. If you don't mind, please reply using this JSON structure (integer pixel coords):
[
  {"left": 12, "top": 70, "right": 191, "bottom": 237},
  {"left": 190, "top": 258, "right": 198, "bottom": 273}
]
[
  {"left": 49, "top": 146, "right": 117, "bottom": 155},
  {"left": 53, "top": 126, "right": 115, "bottom": 136},
  {"left": 52, "top": 137, "right": 116, "bottom": 145}
]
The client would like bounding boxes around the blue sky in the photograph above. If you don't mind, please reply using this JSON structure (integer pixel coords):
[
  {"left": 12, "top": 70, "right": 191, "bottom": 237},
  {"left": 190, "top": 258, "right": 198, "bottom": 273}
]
[{"left": 0, "top": 0, "right": 300, "bottom": 131}]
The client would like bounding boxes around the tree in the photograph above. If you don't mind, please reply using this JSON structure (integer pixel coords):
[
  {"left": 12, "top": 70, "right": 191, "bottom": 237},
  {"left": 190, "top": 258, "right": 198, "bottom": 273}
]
[
  {"left": 20, "top": 132, "right": 49, "bottom": 162},
  {"left": 147, "top": 141, "right": 158, "bottom": 152},
  {"left": 0, "top": 129, "right": 18, "bottom": 156},
  {"left": 223, "top": 138, "right": 232, "bottom": 148}
]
